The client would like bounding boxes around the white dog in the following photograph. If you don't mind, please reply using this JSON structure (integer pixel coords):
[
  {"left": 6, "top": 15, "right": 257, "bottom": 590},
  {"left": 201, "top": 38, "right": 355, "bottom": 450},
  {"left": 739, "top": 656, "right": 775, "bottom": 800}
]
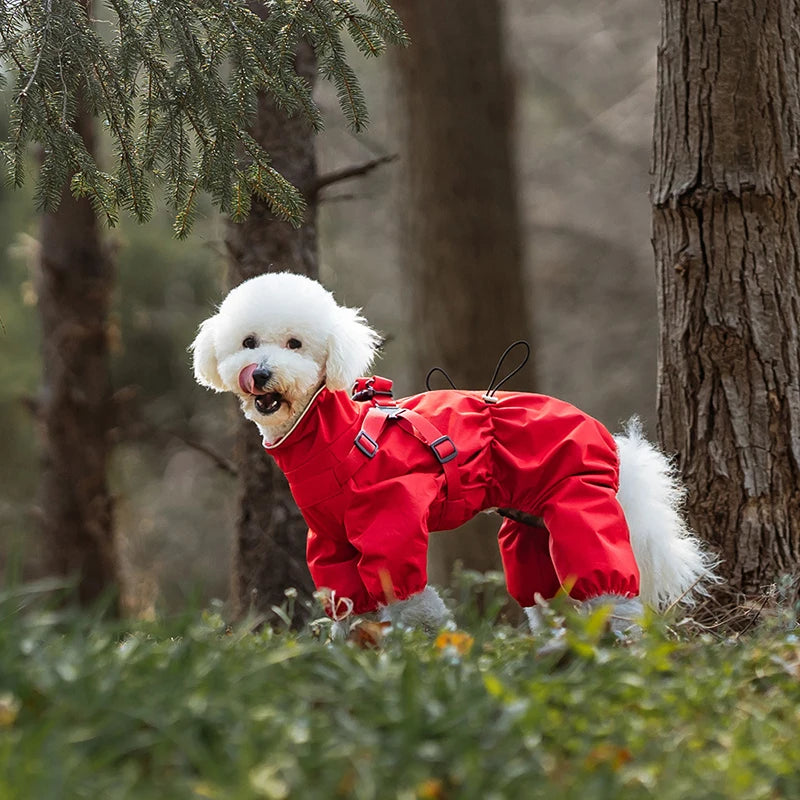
[{"left": 192, "top": 272, "right": 717, "bottom": 634}]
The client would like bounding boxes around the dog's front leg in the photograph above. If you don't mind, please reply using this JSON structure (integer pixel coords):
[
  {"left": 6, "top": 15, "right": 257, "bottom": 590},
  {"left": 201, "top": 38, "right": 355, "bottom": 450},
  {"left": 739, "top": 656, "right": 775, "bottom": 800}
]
[{"left": 379, "top": 585, "right": 451, "bottom": 635}]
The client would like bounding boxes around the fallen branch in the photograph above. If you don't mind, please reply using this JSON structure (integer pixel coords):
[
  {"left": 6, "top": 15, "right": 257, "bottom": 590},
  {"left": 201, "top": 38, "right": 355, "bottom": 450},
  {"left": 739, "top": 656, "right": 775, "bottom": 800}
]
[{"left": 307, "top": 154, "right": 398, "bottom": 199}]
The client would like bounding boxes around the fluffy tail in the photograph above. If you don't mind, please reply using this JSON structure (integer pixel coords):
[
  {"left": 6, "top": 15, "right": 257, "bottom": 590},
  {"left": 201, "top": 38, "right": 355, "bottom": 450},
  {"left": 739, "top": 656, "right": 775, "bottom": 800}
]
[{"left": 614, "top": 418, "right": 719, "bottom": 610}]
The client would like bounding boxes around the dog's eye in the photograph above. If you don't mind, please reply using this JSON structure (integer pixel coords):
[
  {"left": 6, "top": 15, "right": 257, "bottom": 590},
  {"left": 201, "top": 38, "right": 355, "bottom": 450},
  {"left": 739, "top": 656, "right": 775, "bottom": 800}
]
[
  {"left": 242, "top": 336, "right": 258, "bottom": 349},
  {"left": 287, "top": 338, "right": 302, "bottom": 350}
]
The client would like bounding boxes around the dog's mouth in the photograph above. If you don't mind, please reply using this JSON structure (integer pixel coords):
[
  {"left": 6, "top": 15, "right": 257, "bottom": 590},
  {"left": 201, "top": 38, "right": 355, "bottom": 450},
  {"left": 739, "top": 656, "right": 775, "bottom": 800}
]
[
  {"left": 254, "top": 392, "right": 284, "bottom": 416},
  {"left": 238, "top": 364, "right": 286, "bottom": 416}
]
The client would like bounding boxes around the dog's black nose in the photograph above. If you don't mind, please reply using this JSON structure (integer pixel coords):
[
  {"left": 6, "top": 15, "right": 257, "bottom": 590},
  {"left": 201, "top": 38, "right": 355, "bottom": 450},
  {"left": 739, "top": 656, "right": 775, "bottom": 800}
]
[{"left": 252, "top": 367, "right": 272, "bottom": 389}]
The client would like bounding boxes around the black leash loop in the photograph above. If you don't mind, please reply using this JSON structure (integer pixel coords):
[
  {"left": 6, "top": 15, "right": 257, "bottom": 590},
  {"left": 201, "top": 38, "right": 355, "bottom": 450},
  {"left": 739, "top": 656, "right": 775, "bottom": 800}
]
[
  {"left": 424, "top": 340, "right": 531, "bottom": 397},
  {"left": 425, "top": 366, "right": 458, "bottom": 392},
  {"left": 484, "top": 340, "right": 531, "bottom": 398}
]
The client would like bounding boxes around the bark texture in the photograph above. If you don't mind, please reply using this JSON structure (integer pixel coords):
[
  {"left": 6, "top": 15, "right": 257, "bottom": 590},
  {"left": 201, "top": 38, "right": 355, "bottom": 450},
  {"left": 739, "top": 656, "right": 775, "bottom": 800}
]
[
  {"left": 37, "top": 106, "right": 118, "bottom": 608},
  {"left": 394, "top": 0, "right": 534, "bottom": 582},
  {"left": 652, "top": 0, "right": 800, "bottom": 594},
  {"left": 225, "top": 41, "right": 317, "bottom": 624}
]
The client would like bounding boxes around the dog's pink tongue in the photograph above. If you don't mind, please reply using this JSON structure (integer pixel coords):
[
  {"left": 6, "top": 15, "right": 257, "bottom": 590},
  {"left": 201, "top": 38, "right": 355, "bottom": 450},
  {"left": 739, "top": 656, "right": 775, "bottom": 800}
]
[{"left": 238, "top": 364, "right": 267, "bottom": 395}]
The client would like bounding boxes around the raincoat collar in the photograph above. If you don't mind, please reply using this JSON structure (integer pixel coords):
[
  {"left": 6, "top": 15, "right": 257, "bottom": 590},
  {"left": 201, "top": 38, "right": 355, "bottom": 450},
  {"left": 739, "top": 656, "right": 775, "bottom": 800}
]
[
  {"left": 264, "top": 385, "right": 363, "bottom": 479},
  {"left": 262, "top": 384, "right": 326, "bottom": 451}
]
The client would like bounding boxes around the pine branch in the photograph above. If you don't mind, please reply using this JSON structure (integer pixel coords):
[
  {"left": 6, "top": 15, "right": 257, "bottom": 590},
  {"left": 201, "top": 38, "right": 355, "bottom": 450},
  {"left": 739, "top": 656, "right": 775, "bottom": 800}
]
[
  {"left": 0, "top": 0, "right": 406, "bottom": 233},
  {"left": 16, "top": 0, "right": 52, "bottom": 102},
  {"left": 91, "top": 63, "right": 149, "bottom": 222},
  {"left": 174, "top": 173, "right": 200, "bottom": 239}
]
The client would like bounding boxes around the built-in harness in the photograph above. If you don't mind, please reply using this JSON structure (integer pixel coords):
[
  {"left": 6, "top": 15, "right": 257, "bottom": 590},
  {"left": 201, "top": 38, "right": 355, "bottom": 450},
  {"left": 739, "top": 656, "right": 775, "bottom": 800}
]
[
  {"left": 286, "top": 376, "right": 461, "bottom": 509},
  {"left": 287, "top": 343, "right": 532, "bottom": 512}
]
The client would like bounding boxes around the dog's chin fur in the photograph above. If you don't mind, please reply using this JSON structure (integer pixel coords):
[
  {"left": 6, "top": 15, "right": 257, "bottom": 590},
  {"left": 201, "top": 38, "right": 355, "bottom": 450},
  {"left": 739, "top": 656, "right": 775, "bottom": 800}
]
[{"left": 241, "top": 380, "right": 324, "bottom": 445}]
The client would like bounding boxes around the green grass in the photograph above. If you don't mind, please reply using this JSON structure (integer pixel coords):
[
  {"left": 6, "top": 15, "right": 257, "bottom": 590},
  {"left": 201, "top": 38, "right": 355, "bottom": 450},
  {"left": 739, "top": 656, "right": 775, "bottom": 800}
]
[{"left": 1, "top": 578, "right": 798, "bottom": 800}]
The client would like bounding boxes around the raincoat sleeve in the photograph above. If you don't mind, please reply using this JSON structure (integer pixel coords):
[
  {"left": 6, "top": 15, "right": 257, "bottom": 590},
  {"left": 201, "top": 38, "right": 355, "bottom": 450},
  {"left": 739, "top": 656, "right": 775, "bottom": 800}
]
[
  {"left": 306, "top": 527, "right": 374, "bottom": 616},
  {"left": 342, "top": 476, "right": 432, "bottom": 609}
]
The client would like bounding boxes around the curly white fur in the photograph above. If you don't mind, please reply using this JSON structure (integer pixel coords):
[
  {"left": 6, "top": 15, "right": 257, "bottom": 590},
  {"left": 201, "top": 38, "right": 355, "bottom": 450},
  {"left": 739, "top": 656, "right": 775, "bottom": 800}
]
[{"left": 190, "top": 273, "right": 380, "bottom": 444}]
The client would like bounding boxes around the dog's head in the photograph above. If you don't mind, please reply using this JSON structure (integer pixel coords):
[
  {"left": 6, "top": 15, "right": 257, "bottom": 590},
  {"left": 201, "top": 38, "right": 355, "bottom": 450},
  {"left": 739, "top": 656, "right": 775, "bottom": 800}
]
[{"left": 191, "top": 273, "right": 380, "bottom": 440}]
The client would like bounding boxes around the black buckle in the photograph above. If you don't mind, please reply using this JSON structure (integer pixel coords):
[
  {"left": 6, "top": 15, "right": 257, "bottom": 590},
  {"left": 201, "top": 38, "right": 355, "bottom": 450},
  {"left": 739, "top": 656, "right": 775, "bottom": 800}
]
[
  {"left": 354, "top": 430, "right": 379, "bottom": 458},
  {"left": 430, "top": 435, "right": 457, "bottom": 464},
  {"left": 352, "top": 387, "right": 394, "bottom": 403},
  {"left": 352, "top": 378, "right": 394, "bottom": 404}
]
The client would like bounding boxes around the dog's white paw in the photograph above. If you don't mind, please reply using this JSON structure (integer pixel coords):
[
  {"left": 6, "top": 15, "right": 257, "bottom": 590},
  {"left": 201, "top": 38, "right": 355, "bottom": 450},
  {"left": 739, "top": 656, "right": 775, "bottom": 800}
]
[
  {"left": 379, "top": 585, "right": 451, "bottom": 634},
  {"left": 581, "top": 594, "right": 644, "bottom": 638},
  {"left": 330, "top": 619, "right": 350, "bottom": 640},
  {"left": 525, "top": 593, "right": 644, "bottom": 639}
]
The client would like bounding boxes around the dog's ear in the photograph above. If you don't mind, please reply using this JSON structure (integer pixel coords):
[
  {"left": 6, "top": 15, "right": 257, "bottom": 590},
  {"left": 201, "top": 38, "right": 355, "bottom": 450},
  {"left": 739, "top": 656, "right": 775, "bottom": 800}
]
[
  {"left": 325, "top": 305, "right": 381, "bottom": 391},
  {"left": 190, "top": 315, "right": 225, "bottom": 391}
]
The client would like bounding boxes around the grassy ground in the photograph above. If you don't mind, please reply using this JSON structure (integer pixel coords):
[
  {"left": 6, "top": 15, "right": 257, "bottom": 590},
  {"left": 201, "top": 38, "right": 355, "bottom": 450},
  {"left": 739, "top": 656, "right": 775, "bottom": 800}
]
[{"left": 1, "top": 576, "right": 798, "bottom": 800}]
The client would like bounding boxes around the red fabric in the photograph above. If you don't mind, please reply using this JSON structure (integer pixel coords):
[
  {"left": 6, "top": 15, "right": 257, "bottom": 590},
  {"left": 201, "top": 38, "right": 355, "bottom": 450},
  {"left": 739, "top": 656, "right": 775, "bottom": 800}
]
[{"left": 266, "top": 379, "right": 640, "bottom": 614}]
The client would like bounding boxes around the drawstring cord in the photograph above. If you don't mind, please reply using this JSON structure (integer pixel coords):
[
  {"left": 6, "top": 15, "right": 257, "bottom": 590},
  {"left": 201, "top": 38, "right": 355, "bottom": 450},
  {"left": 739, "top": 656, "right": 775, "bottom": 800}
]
[
  {"left": 424, "top": 340, "right": 531, "bottom": 400},
  {"left": 483, "top": 340, "right": 531, "bottom": 400},
  {"left": 425, "top": 366, "right": 457, "bottom": 391}
]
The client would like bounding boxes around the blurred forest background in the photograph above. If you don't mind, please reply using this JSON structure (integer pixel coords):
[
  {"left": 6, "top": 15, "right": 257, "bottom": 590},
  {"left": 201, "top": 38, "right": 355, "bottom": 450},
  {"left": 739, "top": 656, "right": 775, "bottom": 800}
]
[{"left": 0, "top": 0, "right": 660, "bottom": 615}]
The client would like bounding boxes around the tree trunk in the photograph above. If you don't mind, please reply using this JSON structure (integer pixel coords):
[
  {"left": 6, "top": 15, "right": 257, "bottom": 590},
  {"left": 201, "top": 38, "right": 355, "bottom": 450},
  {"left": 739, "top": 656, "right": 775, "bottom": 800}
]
[
  {"left": 393, "top": 0, "right": 534, "bottom": 584},
  {"left": 652, "top": 0, "right": 800, "bottom": 595},
  {"left": 37, "top": 105, "right": 118, "bottom": 608},
  {"left": 225, "top": 41, "right": 317, "bottom": 624}
]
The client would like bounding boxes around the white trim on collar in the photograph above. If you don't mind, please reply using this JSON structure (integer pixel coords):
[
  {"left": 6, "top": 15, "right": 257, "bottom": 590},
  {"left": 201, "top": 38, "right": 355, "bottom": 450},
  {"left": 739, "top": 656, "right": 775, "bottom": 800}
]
[{"left": 262, "top": 384, "right": 326, "bottom": 450}]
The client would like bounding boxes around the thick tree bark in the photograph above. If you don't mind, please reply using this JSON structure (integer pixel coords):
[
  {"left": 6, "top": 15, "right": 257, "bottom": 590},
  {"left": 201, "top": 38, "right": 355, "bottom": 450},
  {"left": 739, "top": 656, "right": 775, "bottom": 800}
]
[
  {"left": 652, "top": 1, "right": 800, "bottom": 595},
  {"left": 225, "top": 41, "right": 317, "bottom": 624},
  {"left": 37, "top": 106, "right": 118, "bottom": 608},
  {"left": 394, "top": 0, "right": 534, "bottom": 583}
]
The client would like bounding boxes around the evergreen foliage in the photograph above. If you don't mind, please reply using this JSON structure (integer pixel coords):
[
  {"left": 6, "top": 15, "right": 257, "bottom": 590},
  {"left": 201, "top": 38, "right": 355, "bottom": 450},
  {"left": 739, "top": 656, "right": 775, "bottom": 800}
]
[{"left": 0, "top": 0, "right": 407, "bottom": 236}]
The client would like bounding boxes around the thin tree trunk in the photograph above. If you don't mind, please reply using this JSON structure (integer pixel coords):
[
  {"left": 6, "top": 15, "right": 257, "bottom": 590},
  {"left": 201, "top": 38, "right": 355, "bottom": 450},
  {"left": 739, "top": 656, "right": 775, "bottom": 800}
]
[
  {"left": 225, "top": 40, "right": 317, "bottom": 624},
  {"left": 37, "top": 103, "right": 117, "bottom": 608},
  {"left": 652, "top": 0, "right": 800, "bottom": 595},
  {"left": 393, "top": 0, "right": 534, "bottom": 584}
]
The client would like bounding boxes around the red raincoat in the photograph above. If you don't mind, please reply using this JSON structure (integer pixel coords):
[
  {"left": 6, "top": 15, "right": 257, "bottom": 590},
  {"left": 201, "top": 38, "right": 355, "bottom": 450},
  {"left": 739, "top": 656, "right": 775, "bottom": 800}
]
[{"left": 266, "top": 377, "right": 640, "bottom": 615}]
